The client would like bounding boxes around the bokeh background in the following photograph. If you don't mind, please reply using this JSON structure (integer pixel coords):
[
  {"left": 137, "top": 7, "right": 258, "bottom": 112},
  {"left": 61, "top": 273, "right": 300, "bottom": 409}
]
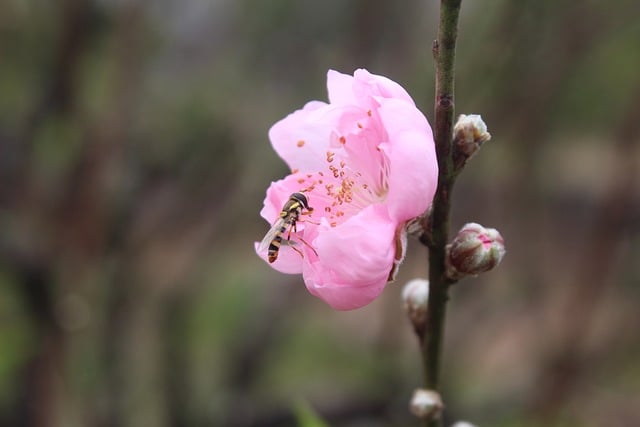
[{"left": 1, "top": 1, "right": 639, "bottom": 426}]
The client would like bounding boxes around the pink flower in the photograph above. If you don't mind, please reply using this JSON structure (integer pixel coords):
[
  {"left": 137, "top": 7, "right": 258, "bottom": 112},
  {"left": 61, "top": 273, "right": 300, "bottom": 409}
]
[{"left": 256, "top": 69, "right": 438, "bottom": 310}]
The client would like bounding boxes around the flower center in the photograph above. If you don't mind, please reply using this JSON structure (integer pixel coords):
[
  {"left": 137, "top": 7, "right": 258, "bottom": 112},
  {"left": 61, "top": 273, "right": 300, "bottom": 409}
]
[{"left": 293, "top": 147, "right": 389, "bottom": 227}]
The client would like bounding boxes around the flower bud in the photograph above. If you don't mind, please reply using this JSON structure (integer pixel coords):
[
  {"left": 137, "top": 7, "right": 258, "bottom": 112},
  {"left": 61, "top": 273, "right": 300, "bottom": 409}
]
[
  {"left": 409, "top": 388, "right": 443, "bottom": 420},
  {"left": 454, "top": 114, "right": 491, "bottom": 155},
  {"left": 402, "top": 278, "right": 430, "bottom": 329},
  {"left": 453, "top": 114, "right": 491, "bottom": 172},
  {"left": 446, "top": 223, "right": 505, "bottom": 280},
  {"left": 451, "top": 422, "right": 478, "bottom": 427}
]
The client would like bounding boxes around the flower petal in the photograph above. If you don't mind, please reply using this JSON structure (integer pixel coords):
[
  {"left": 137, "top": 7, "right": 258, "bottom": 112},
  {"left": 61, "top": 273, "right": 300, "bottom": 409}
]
[
  {"left": 270, "top": 100, "right": 365, "bottom": 173},
  {"left": 377, "top": 98, "right": 438, "bottom": 221},
  {"left": 328, "top": 69, "right": 416, "bottom": 110},
  {"left": 254, "top": 241, "right": 303, "bottom": 274},
  {"left": 352, "top": 69, "right": 415, "bottom": 106},
  {"left": 302, "top": 204, "right": 396, "bottom": 310},
  {"left": 269, "top": 101, "right": 333, "bottom": 172},
  {"left": 259, "top": 174, "right": 309, "bottom": 224},
  {"left": 327, "top": 69, "right": 357, "bottom": 106}
]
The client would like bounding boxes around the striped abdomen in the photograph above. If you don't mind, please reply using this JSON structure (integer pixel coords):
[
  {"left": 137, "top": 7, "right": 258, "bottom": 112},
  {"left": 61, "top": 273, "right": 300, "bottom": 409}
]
[{"left": 267, "top": 211, "right": 300, "bottom": 263}]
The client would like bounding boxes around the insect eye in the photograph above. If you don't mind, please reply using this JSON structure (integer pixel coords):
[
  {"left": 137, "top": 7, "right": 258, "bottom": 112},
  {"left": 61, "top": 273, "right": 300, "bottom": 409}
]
[{"left": 291, "top": 192, "right": 309, "bottom": 209}]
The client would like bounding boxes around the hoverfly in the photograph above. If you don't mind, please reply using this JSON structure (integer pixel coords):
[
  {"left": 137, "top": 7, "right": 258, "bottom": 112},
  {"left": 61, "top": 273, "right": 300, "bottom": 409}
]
[{"left": 258, "top": 192, "right": 314, "bottom": 263}]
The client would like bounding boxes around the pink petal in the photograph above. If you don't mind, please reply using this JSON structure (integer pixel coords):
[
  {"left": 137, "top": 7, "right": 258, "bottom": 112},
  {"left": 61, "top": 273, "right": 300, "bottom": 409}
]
[
  {"left": 352, "top": 69, "right": 415, "bottom": 106},
  {"left": 258, "top": 175, "right": 325, "bottom": 274},
  {"left": 302, "top": 205, "right": 396, "bottom": 310},
  {"left": 328, "top": 69, "right": 416, "bottom": 110},
  {"left": 377, "top": 98, "right": 438, "bottom": 222},
  {"left": 270, "top": 101, "right": 366, "bottom": 174},
  {"left": 269, "top": 101, "right": 333, "bottom": 172},
  {"left": 259, "top": 174, "right": 310, "bottom": 223},
  {"left": 254, "top": 241, "right": 303, "bottom": 274},
  {"left": 326, "top": 69, "right": 357, "bottom": 106}
]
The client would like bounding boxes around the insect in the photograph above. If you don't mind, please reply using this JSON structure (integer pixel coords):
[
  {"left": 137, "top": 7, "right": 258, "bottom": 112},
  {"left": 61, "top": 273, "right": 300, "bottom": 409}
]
[{"left": 258, "top": 192, "right": 314, "bottom": 263}]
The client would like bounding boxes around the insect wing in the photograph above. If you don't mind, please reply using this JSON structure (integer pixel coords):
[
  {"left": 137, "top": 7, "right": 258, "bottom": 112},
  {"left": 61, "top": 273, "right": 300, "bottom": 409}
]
[{"left": 258, "top": 217, "right": 286, "bottom": 253}]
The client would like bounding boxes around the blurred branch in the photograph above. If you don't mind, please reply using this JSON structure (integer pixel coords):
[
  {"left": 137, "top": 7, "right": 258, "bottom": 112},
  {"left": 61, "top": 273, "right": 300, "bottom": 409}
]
[
  {"left": 529, "top": 82, "right": 640, "bottom": 421},
  {"left": 1, "top": 1, "right": 95, "bottom": 426},
  {"left": 26, "top": 0, "right": 92, "bottom": 123},
  {"left": 1, "top": 251, "right": 61, "bottom": 427}
]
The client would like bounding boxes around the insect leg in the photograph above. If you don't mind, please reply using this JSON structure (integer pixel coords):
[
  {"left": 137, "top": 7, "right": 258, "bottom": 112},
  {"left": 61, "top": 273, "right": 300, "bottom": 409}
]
[
  {"left": 287, "top": 222, "right": 295, "bottom": 241},
  {"left": 299, "top": 237, "right": 318, "bottom": 257},
  {"left": 290, "top": 244, "right": 304, "bottom": 259},
  {"left": 297, "top": 216, "right": 320, "bottom": 226}
]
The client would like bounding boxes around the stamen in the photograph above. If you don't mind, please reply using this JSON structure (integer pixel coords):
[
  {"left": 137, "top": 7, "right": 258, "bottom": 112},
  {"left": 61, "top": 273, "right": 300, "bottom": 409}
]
[{"left": 326, "top": 151, "right": 335, "bottom": 163}]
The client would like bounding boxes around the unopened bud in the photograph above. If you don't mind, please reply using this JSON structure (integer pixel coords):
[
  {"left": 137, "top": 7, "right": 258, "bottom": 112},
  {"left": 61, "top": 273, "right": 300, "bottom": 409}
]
[
  {"left": 447, "top": 223, "right": 505, "bottom": 280},
  {"left": 402, "top": 279, "right": 429, "bottom": 330},
  {"left": 454, "top": 114, "right": 491, "bottom": 154},
  {"left": 451, "top": 422, "right": 478, "bottom": 427},
  {"left": 453, "top": 114, "right": 491, "bottom": 171},
  {"left": 409, "top": 389, "right": 443, "bottom": 420},
  {"left": 406, "top": 208, "right": 433, "bottom": 246}
]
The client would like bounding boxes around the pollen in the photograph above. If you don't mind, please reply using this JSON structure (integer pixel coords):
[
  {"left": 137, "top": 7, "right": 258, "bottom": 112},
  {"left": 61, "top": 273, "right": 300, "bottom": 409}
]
[
  {"left": 357, "top": 122, "right": 363, "bottom": 129},
  {"left": 291, "top": 168, "right": 299, "bottom": 174},
  {"left": 297, "top": 140, "right": 305, "bottom": 147},
  {"left": 339, "top": 136, "right": 346, "bottom": 144},
  {"left": 308, "top": 154, "right": 376, "bottom": 224},
  {"left": 367, "top": 110, "right": 372, "bottom": 117},
  {"left": 325, "top": 183, "right": 334, "bottom": 195},
  {"left": 326, "top": 151, "right": 335, "bottom": 163},
  {"left": 297, "top": 178, "right": 305, "bottom": 184}
]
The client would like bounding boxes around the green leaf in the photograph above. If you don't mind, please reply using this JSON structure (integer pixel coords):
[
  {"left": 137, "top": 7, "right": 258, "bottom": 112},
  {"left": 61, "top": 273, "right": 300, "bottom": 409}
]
[{"left": 293, "top": 399, "right": 330, "bottom": 427}]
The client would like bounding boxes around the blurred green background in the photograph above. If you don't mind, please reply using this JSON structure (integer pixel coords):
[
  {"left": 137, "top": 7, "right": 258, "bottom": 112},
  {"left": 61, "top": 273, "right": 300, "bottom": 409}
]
[{"left": 1, "top": 1, "right": 639, "bottom": 426}]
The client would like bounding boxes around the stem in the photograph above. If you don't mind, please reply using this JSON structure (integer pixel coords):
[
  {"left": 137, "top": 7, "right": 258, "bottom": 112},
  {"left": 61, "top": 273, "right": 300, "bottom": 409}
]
[{"left": 422, "top": 1, "right": 462, "bottom": 426}]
